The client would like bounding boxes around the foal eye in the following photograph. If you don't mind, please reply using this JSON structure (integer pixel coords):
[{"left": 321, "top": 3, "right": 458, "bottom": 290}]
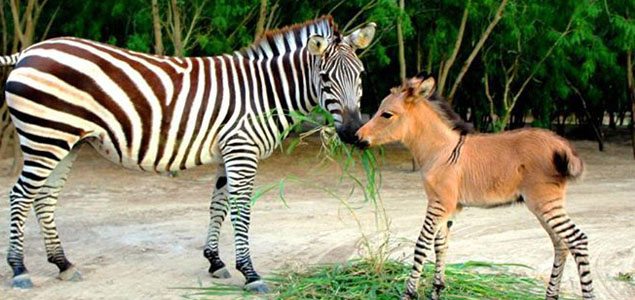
[{"left": 380, "top": 112, "right": 393, "bottom": 119}]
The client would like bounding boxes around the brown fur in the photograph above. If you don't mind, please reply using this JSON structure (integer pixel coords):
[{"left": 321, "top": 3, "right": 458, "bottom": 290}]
[{"left": 357, "top": 75, "right": 594, "bottom": 300}]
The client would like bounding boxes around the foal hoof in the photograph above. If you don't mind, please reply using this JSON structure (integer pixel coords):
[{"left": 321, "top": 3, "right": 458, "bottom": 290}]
[
  {"left": 244, "top": 280, "right": 269, "bottom": 293},
  {"left": 58, "top": 266, "right": 83, "bottom": 282},
  {"left": 210, "top": 266, "right": 231, "bottom": 279},
  {"left": 401, "top": 291, "right": 419, "bottom": 300},
  {"left": 12, "top": 274, "right": 33, "bottom": 289}
]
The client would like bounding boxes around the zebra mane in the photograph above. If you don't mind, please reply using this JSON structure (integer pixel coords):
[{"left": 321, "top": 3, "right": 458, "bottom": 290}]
[{"left": 238, "top": 15, "right": 337, "bottom": 58}]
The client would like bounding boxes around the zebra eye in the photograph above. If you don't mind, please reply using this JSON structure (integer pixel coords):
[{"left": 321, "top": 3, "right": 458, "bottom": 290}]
[
  {"left": 320, "top": 72, "right": 329, "bottom": 81},
  {"left": 380, "top": 111, "right": 393, "bottom": 119}
]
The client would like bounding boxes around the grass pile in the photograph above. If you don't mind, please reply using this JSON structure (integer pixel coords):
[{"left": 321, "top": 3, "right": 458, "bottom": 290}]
[{"left": 187, "top": 259, "right": 564, "bottom": 299}]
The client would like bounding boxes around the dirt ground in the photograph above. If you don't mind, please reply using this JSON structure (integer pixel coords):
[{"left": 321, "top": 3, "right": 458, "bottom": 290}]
[{"left": 0, "top": 138, "right": 633, "bottom": 300}]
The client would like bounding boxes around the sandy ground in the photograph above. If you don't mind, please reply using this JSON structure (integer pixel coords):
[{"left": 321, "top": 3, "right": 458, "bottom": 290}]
[{"left": 0, "top": 138, "right": 633, "bottom": 300}]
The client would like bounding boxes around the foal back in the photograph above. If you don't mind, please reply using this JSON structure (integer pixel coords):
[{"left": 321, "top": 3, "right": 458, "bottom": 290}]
[{"left": 454, "top": 128, "right": 584, "bottom": 208}]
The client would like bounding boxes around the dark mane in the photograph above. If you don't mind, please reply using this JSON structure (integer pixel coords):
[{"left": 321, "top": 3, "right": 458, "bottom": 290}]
[
  {"left": 398, "top": 80, "right": 474, "bottom": 135},
  {"left": 238, "top": 15, "right": 337, "bottom": 58},
  {"left": 427, "top": 92, "right": 474, "bottom": 135}
]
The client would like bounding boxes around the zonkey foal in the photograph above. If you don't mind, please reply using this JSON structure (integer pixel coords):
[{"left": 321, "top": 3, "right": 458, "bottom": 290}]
[{"left": 356, "top": 73, "right": 594, "bottom": 300}]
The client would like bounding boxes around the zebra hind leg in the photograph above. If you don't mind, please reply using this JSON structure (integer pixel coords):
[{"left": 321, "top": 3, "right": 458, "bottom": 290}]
[
  {"left": 203, "top": 164, "right": 231, "bottom": 279},
  {"left": 34, "top": 145, "right": 82, "bottom": 282},
  {"left": 7, "top": 143, "right": 77, "bottom": 288}
]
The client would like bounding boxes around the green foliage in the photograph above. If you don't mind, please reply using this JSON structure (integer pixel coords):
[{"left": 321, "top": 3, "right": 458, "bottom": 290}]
[{"left": 2, "top": 0, "right": 631, "bottom": 133}]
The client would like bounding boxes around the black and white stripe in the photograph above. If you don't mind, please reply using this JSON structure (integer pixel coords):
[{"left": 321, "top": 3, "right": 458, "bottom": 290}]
[{"left": 2, "top": 16, "right": 374, "bottom": 291}]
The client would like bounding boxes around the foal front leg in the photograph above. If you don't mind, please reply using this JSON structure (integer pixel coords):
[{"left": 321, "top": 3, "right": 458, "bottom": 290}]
[
  {"left": 431, "top": 220, "right": 452, "bottom": 300},
  {"left": 403, "top": 202, "right": 452, "bottom": 300}
]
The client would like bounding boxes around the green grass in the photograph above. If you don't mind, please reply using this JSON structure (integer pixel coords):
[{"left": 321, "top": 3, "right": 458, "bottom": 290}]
[
  {"left": 616, "top": 271, "right": 634, "bottom": 284},
  {"left": 185, "top": 259, "right": 569, "bottom": 300}
]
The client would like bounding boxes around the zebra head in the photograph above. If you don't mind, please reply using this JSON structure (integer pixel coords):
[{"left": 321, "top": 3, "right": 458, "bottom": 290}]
[{"left": 307, "top": 23, "right": 376, "bottom": 146}]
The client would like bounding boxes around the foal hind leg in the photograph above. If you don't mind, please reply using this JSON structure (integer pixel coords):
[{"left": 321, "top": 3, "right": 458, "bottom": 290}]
[
  {"left": 34, "top": 145, "right": 82, "bottom": 282},
  {"left": 431, "top": 220, "right": 452, "bottom": 300},
  {"left": 203, "top": 164, "right": 231, "bottom": 279},
  {"left": 536, "top": 217, "right": 568, "bottom": 299},
  {"left": 528, "top": 195, "right": 595, "bottom": 299},
  {"left": 8, "top": 145, "right": 75, "bottom": 288}
]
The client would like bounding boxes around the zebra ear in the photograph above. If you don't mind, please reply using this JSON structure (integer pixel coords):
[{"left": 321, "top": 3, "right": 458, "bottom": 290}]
[
  {"left": 307, "top": 35, "right": 329, "bottom": 56},
  {"left": 344, "top": 22, "right": 376, "bottom": 50}
]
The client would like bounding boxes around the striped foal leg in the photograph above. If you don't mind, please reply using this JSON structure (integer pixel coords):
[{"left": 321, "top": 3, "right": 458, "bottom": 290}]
[
  {"left": 33, "top": 146, "right": 81, "bottom": 282},
  {"left": 537, "top": 200, "right": 595, "bottom": 299},
  {"left": 403, "top": 204, "right": 449, "bottom": 300},
  {"left": 223, "top": 150, "right": 268, "bottom": 293},
  {"left": 430, "top": 220, "right": 452, "bottom": 300},
  {"left": 7, "top": 149, "right": 72, "bottom": 288},
  {"left": 203, "top": 164, "right": 231, "bottom": 278},
  {"left": 536, "top": 217, "right": 569, "bottom": 299}
]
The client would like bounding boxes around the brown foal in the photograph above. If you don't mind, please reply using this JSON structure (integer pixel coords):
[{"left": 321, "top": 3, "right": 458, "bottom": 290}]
[{"left": 356, "top": 73, "right": 594, "bottom": 300}]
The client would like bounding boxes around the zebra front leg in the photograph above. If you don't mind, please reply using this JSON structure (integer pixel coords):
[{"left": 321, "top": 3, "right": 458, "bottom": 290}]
[
  {"left": 430, "top": 220, "right": 452, "bottom": 300},
  {"left": 403, "top": 204, "right": 450, "bottom": 300},
  {"left": 34, "top": 146, "right": 82, "bottom": 282},
  {"left": 203, "top": 164, "right": 231, "bottom": 279},
  {"left": 223, "top": 151, "right": 268, "bottom": 293}
]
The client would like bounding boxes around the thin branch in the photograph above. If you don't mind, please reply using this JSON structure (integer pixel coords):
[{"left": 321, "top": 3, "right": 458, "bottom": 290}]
[
  {"left": 342, "top": 0, "right": 378, "bottom": 32},
  {"left": 511, "top": 17, "right": 573, "bottom": 105},
  {"left": 182, "top": 0, "right": 209, "bottom": 50},
  {"left": 438, "top": 1, "right": 469, "bottom": 94},
  {"left": 40, "top": 4, "right": 60, "bottom": 41},
  {"left": 447, "top": 0, "right": 509, "bottom": 104},
  {"left": 566, "top": 77, "right": 604, "bottom": 151}
]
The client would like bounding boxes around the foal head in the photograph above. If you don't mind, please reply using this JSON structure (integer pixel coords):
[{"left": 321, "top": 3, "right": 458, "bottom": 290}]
[{"left": 357, "top": 73, "right": 471, "bottom": 148}]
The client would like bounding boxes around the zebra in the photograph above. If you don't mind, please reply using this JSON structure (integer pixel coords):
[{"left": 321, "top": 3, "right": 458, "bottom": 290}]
[{"left": 1, "top": 16, "right": 376, "bottom": 292}]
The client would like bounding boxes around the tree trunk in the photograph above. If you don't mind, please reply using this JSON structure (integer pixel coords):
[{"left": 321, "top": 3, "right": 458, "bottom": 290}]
[
  {"left": 254, "top": 0, "right": 268, "bottom": 40},
  {"left": 438, "top": 2, "right": 469, "bottom": 95},
  {"left": 627, "top": 49, "right": 634, "bottom": 159},
  {"left": 170, "top": 0, "right": 183, "bottom": 57},
  {"left": 151, "top": 0, "right": 164, "bottom": 55},
  {"left": 396, "top": 0, "right": 406, "bottom": 80},
  {"left": 447, "top": 0, "right": 508, "bottom": 104}
]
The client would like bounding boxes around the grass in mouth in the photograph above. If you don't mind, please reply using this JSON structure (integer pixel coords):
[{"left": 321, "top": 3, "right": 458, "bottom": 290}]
[{"left": 184, "top": 259, "right": 571, "bottom": 300}]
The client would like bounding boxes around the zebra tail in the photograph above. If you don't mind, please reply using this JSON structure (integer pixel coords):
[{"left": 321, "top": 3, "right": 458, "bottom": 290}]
[{"left": 0, "top": 53, "right": 20, "bottom": 66}]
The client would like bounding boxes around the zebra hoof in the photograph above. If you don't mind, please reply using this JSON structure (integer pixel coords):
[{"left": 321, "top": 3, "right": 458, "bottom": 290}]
[
  {"left": 211, "top": 267, "right": 231, "bottom": 279},
  {"left": 58, "top": 266, "right": 83, "bottom": 281},
  {"left": 12, "top": 274, "right": 34, "bottom": 289},
  {"left": 244, "top": 280, "right": 269, "bottom": 293}
]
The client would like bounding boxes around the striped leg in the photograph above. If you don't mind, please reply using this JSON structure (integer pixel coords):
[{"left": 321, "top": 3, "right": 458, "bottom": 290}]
[
  {"left": 7, "top": 145, "right": 75, "bottom": 288},
  {"left": 34, "top": 146, "right": 82, "bottom": 282},
  {"left": 533, "top": 199, "right": 595, "bottom": 299},
  {"left": 536, "top": 217, "right": 568, "bottom": 299},
  {"left": 431, "top": 220, "right": 452, "bottom": 300},
  {"left": 403, "top": 204, "right": 449, "bottom": 300},
  {"left": 203, "top": 164, "right": 231, "bottom": 279},
  {"left": 222, "top": 147, "right": 268, "bottom": 293}
]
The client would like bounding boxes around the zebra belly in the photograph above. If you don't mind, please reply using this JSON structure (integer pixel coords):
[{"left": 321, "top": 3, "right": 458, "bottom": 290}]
[{"left": 86, "top": 135, "right": 223, "bottom": 172}]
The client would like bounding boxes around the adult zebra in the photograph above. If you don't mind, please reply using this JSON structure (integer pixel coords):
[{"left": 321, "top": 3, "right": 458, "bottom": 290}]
[{"left": 1, "top": 16, "right": 376, "bottom": 292}]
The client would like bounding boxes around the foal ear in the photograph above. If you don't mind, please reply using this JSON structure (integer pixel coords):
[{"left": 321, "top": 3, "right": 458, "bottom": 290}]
[{"left": 413, "top": 76, "right": 436, "bottom": 99}]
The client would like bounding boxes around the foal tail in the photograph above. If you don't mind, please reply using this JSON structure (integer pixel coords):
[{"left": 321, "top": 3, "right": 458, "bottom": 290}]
[{"left": 553, "top": 148, "right": 584, "bottom": 181}]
